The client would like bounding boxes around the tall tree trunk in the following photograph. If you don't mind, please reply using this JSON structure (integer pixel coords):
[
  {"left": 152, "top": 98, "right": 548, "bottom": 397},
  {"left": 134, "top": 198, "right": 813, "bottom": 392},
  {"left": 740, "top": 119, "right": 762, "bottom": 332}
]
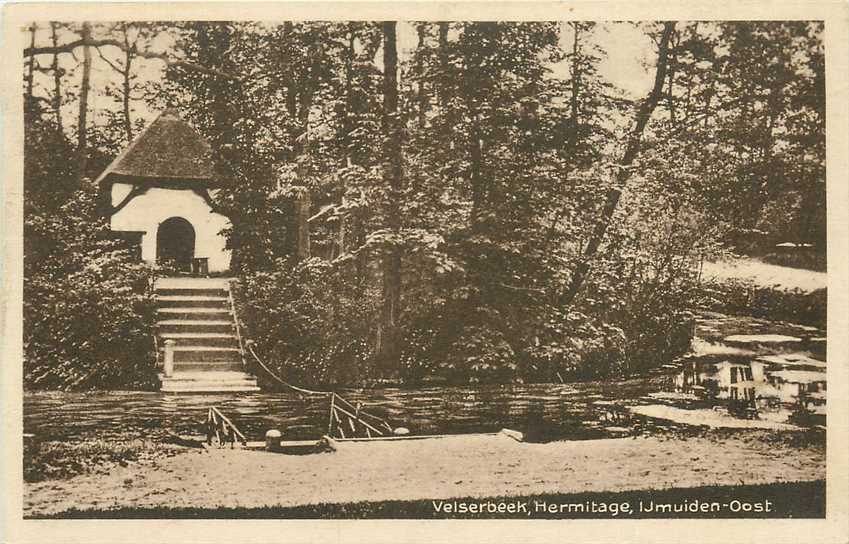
[
  {"left": 468, "top": 104, "right": 484, "bottom": 224},
  {"left": 25, "top": 23, "right": 37, "bottom": 117},
  {"left": 415, "top": 23, "right": 428, "bottom": 126},
  {"left": 749, "top": 84, "right": 780, "bottom": 229},
  {"left": 279, "top": 22, "right": 300, "bottom": 259},
  {"left": 569, "top": 22, "right": 581, "bottom": 153},
  {"left": 666, "top": 30, "right": 679, "bottom": 124},
  {"left": 343, "top": 25, "right": 355, "bottom": 150},
  {"left": 559, "top": 21, "right": 676, "bottom": 308},
  {"left": 294, "top": 86, "right": 314, "bottom": 261},
  {"left": 282, "top": 24, "right": 298, "bottom": 123},
  {"left": 50, "top": 23, "right": 63, "bottom": 135},
  {"left": 296, "top": 190, "right": 311, "bottom": 260},
  {"left": 335, "top": 25, "right": 356, "bottom": 260},
  {"left": 465, "top": 23, "right": 495, "bottom": 227},
  {"left": 437, "top": 23, "right": 449, "bottom": 109},
  {"left": 379, "top": 21, "right": 402, "bottom": 373},
  {"left": 76, "top": 22, "right": 93, "bottom": 182},
  {"left": 122, "top": 26, "right": 133, "bottom": 142},
  {"left": 343, "top": 25, "right": 368, "bottom": 278},
  {"left": 280, "top": 22, "right": 315, "bottom": 262}
]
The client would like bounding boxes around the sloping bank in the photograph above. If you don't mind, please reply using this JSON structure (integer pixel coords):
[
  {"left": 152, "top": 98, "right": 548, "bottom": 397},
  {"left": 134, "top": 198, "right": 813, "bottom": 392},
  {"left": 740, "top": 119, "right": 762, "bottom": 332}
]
[{"left": 699, "top": 259, "right": 826, "bottom": 328}]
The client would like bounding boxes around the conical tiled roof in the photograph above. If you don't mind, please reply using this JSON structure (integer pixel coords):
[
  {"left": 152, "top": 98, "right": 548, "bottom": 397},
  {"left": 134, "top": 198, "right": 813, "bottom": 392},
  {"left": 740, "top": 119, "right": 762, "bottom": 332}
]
[{"left": 96, "top": 109, "right": 216, "bottom": 186}]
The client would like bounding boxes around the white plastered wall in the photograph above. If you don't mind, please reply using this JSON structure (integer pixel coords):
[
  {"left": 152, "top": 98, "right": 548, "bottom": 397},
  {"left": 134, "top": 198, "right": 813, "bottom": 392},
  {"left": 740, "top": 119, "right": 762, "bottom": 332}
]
[{"left": 111, "top": 183, "right": 232, "bottom": 272}]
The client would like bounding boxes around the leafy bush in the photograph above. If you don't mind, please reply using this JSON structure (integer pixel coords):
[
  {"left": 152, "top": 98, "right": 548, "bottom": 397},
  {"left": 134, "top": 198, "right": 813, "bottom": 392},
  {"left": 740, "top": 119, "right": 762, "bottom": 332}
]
[
  {"left": 697, "top": 278, "right": 826, "bottom": 328},
  {"left": 24, "top": 186, "right": 158, "bottom": 390},
  {"left": 399, "top": 301, "right": 518, "bottom": 384},
  {"left": 521, "top": 309, "right": 626, "bottom": 382},
  {"left": 237, "top": 258, "right": 380, "bottom": 386},
  {"left": 442, "top": 324, "right": 517, "bottom": 384}
]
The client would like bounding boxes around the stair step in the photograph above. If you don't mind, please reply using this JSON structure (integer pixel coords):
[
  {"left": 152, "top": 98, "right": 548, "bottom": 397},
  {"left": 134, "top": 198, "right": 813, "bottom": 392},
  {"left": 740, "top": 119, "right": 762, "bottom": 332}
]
[
  {"left": 154, "top": 277, "right": 256, "bottom": 392},
  {"left": 159, "top": 384, "right": 261, "bottom": 394},
  {"left": 157, "top": 296, "right": 230, "bottom": 309},
  {"left": 161, "top": 376, "right": 257, "bottom": 385},
  {"left": 172, "top": 361, "right": 245, "bottom": 372},
  {"left": 158, "top": 295, "right": 229, "bottom": 301},
  {"left": 163, "top": 381, "right": 258, "bottom": 388},
  {"left": 160, "top": 333, "right": 239, "bottom": 347},
  {"left": 157, "top": 308, "right": 232, "bottom": 321},
  {"left": 157, "top": 320, "right": 233, "bottom": 334},
  {"left": 161, "top": 386, "right": 261, "bottom": 393},
  {"left": 156, "top": 288, "right": 229, "bottom": 298},
  {"left": 172, "top": 347, "right": 241, "bottom": 362},
  {"left": 158, "top": 319, "right": 233, "bottom": 325},
  {"left": 163, "top": 371, "right": 255, "bottom": 381},
  {"left": 155, "top": 277, "right": 234, "bottom": 288},
  {"left": 163, "top": 379, "right": 257, "bottom": 386},
  {"left": 162, "top": 332, "right": 234, "bottom": 338},
  {"left": 160, "top": 378, "right": 260, "bottom": 393}
]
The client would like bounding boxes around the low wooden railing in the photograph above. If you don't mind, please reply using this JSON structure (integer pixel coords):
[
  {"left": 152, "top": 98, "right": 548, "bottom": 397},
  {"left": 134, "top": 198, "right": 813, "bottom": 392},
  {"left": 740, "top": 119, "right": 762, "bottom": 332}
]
[
  {"left": 245, "top": 342, "right": 396, "bottom": 439},
  {"left": 206, "top": 406, "right": 248, "bottom": 448},
  {"left": 150, "top": 276, "right": 162, "bottom": 369},
  {"left": 227, "top": 280, "right": 248, "bottom": 369},
  {"left": 327, "top": 393, "right": 393, "bottom": 439}
]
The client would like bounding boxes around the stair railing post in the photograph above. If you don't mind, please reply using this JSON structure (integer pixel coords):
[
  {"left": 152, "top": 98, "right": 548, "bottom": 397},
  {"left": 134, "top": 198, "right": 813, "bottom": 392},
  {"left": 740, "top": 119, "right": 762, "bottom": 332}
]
[{"left": 163, "top": 339, "right": 176, "bottom": 378}]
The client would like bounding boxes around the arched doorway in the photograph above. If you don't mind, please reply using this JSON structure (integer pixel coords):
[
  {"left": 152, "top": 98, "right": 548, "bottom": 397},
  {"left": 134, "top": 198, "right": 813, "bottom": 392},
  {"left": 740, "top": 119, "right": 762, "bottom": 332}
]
[{"left": 157, "top": 217, "right": 195, "bottom": 272}]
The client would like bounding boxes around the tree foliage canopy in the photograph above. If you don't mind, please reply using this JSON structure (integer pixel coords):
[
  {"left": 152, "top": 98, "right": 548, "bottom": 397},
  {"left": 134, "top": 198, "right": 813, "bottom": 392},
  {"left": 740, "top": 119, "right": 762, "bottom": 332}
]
[{"left": 23, "top": 20, "right": 825, "bottom": 388}]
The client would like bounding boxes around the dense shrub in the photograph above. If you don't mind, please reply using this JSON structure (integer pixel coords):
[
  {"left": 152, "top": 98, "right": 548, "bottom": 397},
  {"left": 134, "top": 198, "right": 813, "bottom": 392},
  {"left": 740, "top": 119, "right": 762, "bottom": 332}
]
[
  {"left": 237, "top": 258, "right": 380, "bottom": 386},
  {"left": 520, "top": 309, "right": 626, "bottom": 382},
  {"left": 399, "top": 302, "right": 519, "bottom": 384},
  {"left": 441, "top": 324, "right": 517, "bottom": 383},
  {"left": 24, "top": 187, "right": 158, "bottom": 390},
  {"left": 697, "top": 278, "right": 826, "bottom": 329}
]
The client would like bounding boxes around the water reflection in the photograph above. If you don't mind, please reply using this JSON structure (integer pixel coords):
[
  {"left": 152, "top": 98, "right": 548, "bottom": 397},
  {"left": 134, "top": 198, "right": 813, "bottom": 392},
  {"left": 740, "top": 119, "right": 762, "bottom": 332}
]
[
  {"left": 671, "top": 316, "right": 827, "bottom": 425},
  {"left": 24, "top": 380, "right": 660, "bottom": 444}
]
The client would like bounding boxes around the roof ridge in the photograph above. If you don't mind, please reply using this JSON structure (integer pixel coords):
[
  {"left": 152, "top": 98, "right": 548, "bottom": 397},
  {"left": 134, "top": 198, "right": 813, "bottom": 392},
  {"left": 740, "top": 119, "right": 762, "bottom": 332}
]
[
  {"left": 94, "top": 110, "right": 168, "bottom": 186},
  {"left": 95, "top": 109, "right": 215, "bottom": 186}
]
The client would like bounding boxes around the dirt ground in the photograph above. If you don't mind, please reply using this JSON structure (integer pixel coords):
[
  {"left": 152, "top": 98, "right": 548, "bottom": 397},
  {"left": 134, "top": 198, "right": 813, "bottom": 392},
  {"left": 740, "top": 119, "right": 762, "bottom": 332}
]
[
  {"left": 630, "top": 405, "right": 801, "bottom": 430},
  {"left": 24, "top": 431, "right": 825, "bottom": 517}
]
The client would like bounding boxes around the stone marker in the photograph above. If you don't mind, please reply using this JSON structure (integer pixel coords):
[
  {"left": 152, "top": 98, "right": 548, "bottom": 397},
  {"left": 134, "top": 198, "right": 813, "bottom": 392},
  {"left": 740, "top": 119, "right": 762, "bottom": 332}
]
[{"left": 265, "top": 429, "right": 282, "bottom": 451}]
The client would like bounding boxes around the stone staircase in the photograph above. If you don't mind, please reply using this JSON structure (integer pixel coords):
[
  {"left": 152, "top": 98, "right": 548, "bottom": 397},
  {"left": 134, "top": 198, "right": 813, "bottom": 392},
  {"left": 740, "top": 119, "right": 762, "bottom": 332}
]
[{"left": 155, "top": 277, "right": 260, "bottom": 393}]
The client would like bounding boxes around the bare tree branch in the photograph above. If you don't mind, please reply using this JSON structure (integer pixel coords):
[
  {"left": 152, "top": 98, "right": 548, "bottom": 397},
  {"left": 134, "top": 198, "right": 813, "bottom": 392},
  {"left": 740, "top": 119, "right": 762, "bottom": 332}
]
[
  {"left": 94, "top": 46, "right": 125, "bottom": 75},
  {"left": 25, "top": 38, "right": 240, "bottom": 81}
]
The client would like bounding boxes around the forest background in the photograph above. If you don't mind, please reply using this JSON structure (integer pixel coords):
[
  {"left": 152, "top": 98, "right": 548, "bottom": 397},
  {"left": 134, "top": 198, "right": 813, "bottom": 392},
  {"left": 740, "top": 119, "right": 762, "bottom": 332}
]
[{"left": 21, "top": 20, "right": 826, "bottom": 389}]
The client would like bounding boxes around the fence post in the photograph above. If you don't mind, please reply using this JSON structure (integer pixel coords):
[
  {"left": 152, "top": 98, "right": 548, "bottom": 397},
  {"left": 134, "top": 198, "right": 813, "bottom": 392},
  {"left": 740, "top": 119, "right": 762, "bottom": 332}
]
[{"left": 164, "top": 339, "right": 176, "bottom": 378}]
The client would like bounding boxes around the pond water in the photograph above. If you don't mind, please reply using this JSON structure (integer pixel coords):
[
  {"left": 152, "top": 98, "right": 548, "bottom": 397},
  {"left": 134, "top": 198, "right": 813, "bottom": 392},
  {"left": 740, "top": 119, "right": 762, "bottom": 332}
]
[
  {"left": 670, "top": 312, "right": 826, "bottom": 425},
  {"left": 23, "top": 312, "right": 827, "bottom": 443},
  {"left": 24, "top": 378, "right": 665, "bottom": 443}
]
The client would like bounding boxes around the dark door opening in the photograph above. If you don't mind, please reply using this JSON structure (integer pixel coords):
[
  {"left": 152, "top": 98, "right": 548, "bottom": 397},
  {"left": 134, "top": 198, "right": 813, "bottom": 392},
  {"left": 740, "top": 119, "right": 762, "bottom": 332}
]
[{"left": 157, "top": 217, "right": 195, "bottom": 272}]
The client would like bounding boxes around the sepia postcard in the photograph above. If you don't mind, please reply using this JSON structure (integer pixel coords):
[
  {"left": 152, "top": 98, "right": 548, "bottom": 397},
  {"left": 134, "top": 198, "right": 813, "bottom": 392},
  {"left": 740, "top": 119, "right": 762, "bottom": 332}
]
[{"left": 2, "top": 1, "right": 848, "bottom": 543}]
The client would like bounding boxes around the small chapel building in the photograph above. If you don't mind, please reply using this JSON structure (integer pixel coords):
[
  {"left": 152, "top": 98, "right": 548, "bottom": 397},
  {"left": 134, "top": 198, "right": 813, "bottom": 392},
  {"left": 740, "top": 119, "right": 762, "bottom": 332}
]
[{"left": 96, "top": 109, "right": 232, "bottom": 273}]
